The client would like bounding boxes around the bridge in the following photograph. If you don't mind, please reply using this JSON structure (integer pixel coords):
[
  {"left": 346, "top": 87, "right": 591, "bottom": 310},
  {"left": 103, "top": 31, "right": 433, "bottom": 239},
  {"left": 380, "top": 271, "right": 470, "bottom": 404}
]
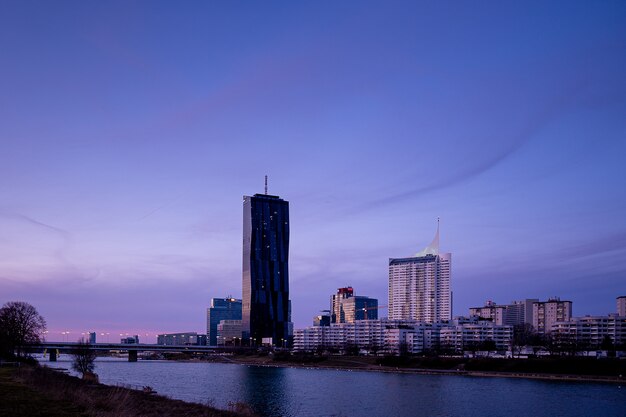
[{"left": 27, "top": 342, "right": 233, "bottom": 362}]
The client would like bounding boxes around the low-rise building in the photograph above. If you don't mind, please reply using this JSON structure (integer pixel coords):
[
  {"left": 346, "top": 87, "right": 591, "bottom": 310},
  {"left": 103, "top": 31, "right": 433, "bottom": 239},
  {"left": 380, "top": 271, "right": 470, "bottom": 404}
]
[
  {"left": 551, "top": 315, "right": 626, "bottom": 348},
  {"left": 120, "top": 335, "right": 139, "bottom": 344},
  {"left": 293, "top": 317, "right": 512, "bottom": 354},
  {"left": 157, "top": 332, "right": 206, "bottom": 346}
]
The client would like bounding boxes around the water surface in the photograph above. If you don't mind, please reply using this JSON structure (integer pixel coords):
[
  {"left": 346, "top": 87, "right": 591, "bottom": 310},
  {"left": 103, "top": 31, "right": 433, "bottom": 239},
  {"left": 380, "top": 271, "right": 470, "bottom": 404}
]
[{"left": 42, "top": 356, "right": 626, "bottom": 417}]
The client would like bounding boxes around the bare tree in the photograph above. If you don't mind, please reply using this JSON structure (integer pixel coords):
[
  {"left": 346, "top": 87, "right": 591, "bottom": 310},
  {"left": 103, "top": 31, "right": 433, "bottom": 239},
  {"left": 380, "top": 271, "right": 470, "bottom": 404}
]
[
  {"left": 368, "top": 342, "right": 381, "bottom": 356},
  {"left": 398, "top": 341, "right": 410, "bottom": 357},
  {"left": 478, "top": 339, "right": 497, "bottom": 357},
  {"left": 511, "top": 323, "right": 535, "bottom": 358},
  {"left": 463, "top": 340, "right": 480, "bottom": 357},
  {"left": 0, "top": 301, "right": 47, "bottom": 359},
  {"left": 71, "top": 338, "right": 98, "bottom": 380}
]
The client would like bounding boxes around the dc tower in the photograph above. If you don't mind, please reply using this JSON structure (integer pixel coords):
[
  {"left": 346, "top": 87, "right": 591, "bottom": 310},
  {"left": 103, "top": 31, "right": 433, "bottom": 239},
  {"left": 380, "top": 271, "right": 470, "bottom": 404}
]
[{"left": 242, "top": 179, "right": 290, "bottom": 346}]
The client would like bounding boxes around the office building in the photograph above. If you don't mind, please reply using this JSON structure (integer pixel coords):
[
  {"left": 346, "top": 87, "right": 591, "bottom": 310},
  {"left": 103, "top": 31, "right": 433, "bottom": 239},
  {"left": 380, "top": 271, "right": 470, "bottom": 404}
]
[
  {"left": 618, "top": 296, "right": 626, "bottom": 317},
  {"left": 533, "top": 298, "right": 572, "bottom": 334},
  {"left": 313, "top": 314, "right": 331, "bottom": 327},
  {"left": 331, "top": 287, "right": 353, "bottom": 323},
  {"left": 504, "top": 299, "right": 538, "bottom": 326},
  {"left": 388, "top": 222, "right": 451, "bottom": 322},
  {"left": 157, "top": 332, "right": 206, "bottom": 346},
  {"left": 88, "top": 332, "right": 96, "bottom": 344},
  {"left": 341, "top": 296, "right": 379, "bottom": 322},
  {"left": 330, "top": 287, "right": 378, "bottom": 323},
  {"left": 242, "top": 190, "right": 290, "bottom": 346},
  {"left": 207, "top": 297, "right": 242, "bottom": 346},
  {"left": 216, "top": 320, "right": 243, "bottom": 346},
  {"left": 120, "top": 335, "right": 139, "bottom": 344}
]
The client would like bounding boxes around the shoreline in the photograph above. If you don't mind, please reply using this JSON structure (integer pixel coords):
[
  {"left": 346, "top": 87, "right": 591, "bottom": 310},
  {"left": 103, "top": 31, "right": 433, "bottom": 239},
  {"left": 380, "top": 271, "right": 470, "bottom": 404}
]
[
  {"left": 36, "top": 354, "right": 626, "bottom": 385},
  {"left": 216, "top": 356, "right": 625, "bottom": 385}
]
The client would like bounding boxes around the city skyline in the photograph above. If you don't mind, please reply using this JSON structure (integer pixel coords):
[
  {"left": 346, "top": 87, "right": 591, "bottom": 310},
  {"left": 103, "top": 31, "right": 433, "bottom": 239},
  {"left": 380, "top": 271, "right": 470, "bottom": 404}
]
[{"left": 1, "top": 1, "right": 626, "bottom": 342}]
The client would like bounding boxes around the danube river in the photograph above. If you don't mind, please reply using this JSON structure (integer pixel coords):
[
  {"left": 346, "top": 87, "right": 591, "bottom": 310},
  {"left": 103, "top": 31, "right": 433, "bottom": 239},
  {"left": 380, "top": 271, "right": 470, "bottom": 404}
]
[{"left": 42, "top": 357, "right": 626, "bottom": 417}]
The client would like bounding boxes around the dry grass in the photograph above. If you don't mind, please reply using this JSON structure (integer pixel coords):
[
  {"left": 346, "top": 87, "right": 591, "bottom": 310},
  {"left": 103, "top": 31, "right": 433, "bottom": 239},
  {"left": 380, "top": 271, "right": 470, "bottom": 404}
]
[
  {"left": 14, "top": 366, "right": 255, "bottom": 417},
  {"left": 0, "top": 367, "right": 88, "bottom": 417}
]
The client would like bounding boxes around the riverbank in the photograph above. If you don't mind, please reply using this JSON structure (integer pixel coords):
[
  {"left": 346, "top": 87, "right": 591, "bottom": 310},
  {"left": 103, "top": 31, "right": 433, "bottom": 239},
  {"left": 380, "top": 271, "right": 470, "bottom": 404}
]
[
  {"left": 216, "top": 354, "right": 626, "bottom": 384},
  {"left": 0, "top": 366, "right": 87, "bottom": 417},
  {"left": 0, "top": 365, "right": 253, "bottom": 417}
]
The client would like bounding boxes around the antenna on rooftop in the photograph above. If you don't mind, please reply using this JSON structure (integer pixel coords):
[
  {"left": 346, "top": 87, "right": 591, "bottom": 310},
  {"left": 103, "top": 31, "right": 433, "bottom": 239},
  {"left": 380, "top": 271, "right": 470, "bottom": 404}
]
[{"left": 264, "top": 175, "right": 268, "bottom": 195}]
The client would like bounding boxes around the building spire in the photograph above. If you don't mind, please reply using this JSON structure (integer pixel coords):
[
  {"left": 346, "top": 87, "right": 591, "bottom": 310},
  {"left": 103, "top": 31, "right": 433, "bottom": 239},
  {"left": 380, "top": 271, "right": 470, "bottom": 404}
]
[
  {"left": 414, "top": 218, "right": 440, "bottom": 257},
  {"left": 264, "top": 175, "right": 268, "bottom": 195}
]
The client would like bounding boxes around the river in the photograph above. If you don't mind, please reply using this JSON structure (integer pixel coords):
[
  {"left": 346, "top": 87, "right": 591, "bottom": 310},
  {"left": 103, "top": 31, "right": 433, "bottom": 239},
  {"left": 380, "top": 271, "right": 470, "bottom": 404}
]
[{"left": 40, "top": 356, "right": 626, "bottom": 417}]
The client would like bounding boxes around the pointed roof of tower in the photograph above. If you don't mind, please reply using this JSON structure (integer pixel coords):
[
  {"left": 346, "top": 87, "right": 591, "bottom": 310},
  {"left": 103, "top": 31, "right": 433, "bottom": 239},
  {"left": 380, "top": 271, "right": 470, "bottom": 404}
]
[{"left": 414, "top": 218, "right": 440, "bottom": 257}]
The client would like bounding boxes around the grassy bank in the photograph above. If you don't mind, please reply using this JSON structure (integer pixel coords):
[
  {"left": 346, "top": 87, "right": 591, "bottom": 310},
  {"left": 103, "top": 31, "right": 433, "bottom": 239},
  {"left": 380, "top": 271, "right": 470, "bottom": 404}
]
[
  {"left": 0, "top": 366, "right": 88, "bottom": 417},
  {"left": 1, "top": 365, "right": 253, "bottom": 417}
]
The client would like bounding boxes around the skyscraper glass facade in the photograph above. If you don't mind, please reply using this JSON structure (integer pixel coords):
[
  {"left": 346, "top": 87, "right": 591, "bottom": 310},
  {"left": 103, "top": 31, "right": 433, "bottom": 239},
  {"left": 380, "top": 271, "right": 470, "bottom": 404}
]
[{"left": 242, "top": 193, "right": 290, "bottom": 345}]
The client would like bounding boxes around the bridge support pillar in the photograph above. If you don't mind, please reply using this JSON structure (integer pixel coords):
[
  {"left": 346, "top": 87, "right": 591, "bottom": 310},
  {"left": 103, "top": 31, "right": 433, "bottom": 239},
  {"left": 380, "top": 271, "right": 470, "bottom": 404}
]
[
  {"left": 128, "top": 350, "right": 138, "bottom": 362},
  {"left": 49, "top": 350, "right": 57, "bottom": 362}
]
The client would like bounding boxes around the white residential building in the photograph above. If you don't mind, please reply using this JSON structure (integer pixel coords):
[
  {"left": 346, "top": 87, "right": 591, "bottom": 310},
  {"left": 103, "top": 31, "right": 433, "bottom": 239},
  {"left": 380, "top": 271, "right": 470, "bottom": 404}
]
[
  {"left": 533, "top": 298, "right": 572, "bottom": 334},
  {"left": 293, "top": 318, "right": 511, "bottom": 354},
  {"left": 617, "top": 296, "right": 626, "bottom": 317},
  {"left": 469, "top": 299, "right": 538, "bottom": 327},
  {"left": 388, "top": 222, "right": 451, "bottom": 323},
  {"left": 469, "top": 301, "right": 507, "bottom": 325},
  {"left": 551, "top": 315, "right": 626, "bottom": 347}
]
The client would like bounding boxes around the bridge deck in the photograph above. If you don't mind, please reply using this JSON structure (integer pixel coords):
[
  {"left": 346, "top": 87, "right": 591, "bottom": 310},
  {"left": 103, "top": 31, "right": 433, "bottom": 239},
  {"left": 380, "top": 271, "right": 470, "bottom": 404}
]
[{"left": 28, "top": 342, "right": 224, "bottom": 353}]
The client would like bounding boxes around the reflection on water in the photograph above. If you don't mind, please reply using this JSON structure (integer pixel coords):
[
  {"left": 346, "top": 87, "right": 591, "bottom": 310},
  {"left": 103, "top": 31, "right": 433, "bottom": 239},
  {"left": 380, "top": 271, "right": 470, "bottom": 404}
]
[
  {"left": 240, "top": 366, "right": 290, "bottom": 417},
  {"left": 39, "top": 356, "right": 626, "bottom": 417}
]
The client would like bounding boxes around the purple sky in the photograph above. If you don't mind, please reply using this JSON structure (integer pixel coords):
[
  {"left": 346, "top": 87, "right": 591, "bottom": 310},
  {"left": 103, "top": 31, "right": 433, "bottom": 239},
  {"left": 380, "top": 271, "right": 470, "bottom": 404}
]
[{"left": 1, "top": 1, "right": 625, "bottom": 343}]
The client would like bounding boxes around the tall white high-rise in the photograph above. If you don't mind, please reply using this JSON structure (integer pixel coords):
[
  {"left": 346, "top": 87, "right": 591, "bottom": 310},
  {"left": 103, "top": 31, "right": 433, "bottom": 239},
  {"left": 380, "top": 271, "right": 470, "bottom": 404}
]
[{"left": 388, "top": 221, "right": 451, "bottom": 322}]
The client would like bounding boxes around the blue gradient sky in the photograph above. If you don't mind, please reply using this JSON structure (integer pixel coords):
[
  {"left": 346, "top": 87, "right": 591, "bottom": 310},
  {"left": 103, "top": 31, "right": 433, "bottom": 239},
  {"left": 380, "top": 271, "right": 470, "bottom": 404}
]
[{"left": 1, "top": 1, "right": 625, "bottom": 342}]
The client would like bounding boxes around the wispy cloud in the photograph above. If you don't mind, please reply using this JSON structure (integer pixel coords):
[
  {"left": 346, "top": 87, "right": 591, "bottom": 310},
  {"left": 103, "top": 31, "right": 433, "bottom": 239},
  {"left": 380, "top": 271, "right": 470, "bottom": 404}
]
[
  {"left": 0, "top": 208, "right": 71, "bottom": 238},
  {"left": 358, "top": 84, "right": 589, "bottom": 213},
  {"left": 560, "top": 231, "right": 626, "bottom": 259}
]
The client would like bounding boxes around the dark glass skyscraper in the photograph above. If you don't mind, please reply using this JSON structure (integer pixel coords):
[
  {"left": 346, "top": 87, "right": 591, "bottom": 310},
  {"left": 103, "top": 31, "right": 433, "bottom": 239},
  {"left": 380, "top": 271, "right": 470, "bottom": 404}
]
[{"left": 242, "top": 193, "right": 290, "bottom": 345}]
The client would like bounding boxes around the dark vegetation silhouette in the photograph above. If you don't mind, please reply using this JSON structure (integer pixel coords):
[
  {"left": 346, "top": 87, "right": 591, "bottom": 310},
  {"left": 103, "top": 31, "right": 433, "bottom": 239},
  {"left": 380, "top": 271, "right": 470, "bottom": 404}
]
[
  {"left": 71, "top": 338, "right": 98, "bottom": 380},
  {"left": 0, "top": 301, "right": 46, "bottom": 359}
]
